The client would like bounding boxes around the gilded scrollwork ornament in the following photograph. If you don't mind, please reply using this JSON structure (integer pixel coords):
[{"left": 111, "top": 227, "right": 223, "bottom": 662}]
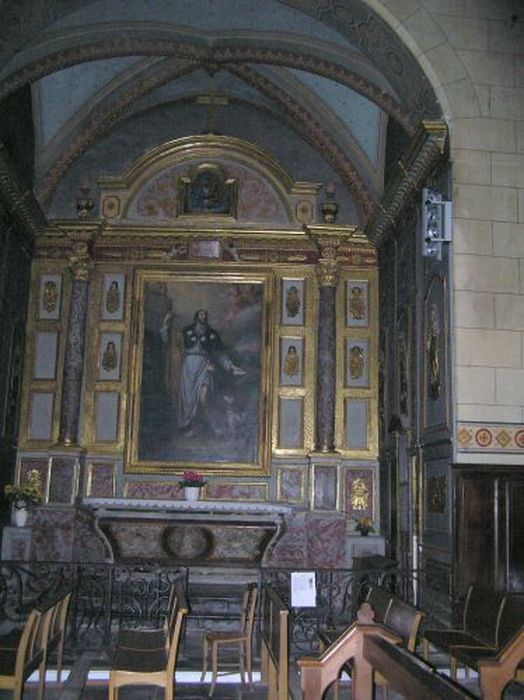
[{"left": 427, "top": 303, "right": 441, "bottom": 400}]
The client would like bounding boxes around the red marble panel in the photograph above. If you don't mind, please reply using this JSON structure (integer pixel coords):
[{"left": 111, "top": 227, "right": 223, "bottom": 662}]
[
  {"left": 88, "top": 463, "right": 115, "bottom": 498},
  {"left": 125, "top": 481, "right": 184, "bottom": 500},
  {"left": 306, "top": 515, "right": 346, "bottom": 567},
  {"left": 31, "top": 508, "right": 75, "bottom": 561},
  {"left": 268, "top": 512, "right": 307, "bottom": 567},
  {"left": 278, "top": 468, "right": 304, "bottom": 503},
  {"left": 204, "top": 483, "right": 267, "bottom": 501}
]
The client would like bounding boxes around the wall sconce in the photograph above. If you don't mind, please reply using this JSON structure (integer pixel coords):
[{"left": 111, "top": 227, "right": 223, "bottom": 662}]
[{"left": 421, "top": 188, "right": 452, "bottom": 260}]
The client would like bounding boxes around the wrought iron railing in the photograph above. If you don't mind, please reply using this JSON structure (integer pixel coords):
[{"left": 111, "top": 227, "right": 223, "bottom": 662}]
[
  {"left": 261, "top": 565, "right": 450, "bottom": 653},
  {"left": 0, "top": 560, "right": 447, "bottom": 655},
  {"left": 0, "top": 561, "right": 187, "bottom": 652}
]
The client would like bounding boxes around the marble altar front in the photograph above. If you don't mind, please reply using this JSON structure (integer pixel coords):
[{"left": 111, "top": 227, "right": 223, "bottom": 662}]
[{"left": 83, "top": 498, "right": 293, "bottom": 566}]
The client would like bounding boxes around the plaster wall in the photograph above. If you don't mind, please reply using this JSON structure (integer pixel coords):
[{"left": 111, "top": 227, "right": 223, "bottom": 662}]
[{"left": 373, "top": 0, "right": 524, "bottom": 461}]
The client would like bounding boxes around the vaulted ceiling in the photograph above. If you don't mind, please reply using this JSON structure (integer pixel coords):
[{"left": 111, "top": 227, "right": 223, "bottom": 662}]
[{"left": 0, "top": 0, "right": 441, "bottom": 226}]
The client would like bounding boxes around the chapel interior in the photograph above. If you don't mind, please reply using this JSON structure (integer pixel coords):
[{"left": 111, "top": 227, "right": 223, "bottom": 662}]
[{"left": 0, "top": 1, "right": 523, "bottom": 698}]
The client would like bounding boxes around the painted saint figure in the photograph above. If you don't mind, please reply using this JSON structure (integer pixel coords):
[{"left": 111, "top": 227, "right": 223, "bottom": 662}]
[
  {"left": 284, "top": 345, "right": 300, "bottom": 377},
  {"left": 349, "top": 285, "right": 365, "bottom": 320},
  {"left": 178, "top": 309, "right": 246, "bottom": 437},
  {"left": 102, "top": 340, "right": 118, "bottom": 372},
  {"left": 159, "top": 301, "right": 184, "bottom": 412},
  {"left": 285, "top": 285, "right": 301, "bottom": 318},
  {"left": 106, "top": 280, "right": 120, "bottom": 314}
]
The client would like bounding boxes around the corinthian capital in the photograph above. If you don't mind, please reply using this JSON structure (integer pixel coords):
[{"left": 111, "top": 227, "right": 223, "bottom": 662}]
[{"left": 64, "top": 225, "right": 98, "bottom": 281}]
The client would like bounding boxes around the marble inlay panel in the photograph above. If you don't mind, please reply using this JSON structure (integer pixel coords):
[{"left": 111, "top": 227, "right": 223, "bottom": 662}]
[
  {"left": 306, "top": 516, "right": 346, "bottom": 567},
  {"left": 124, "top": 481, "right": 184, "bottom": 500},
  {"left": 204, "top": 482, "right": 267, "bottom": 501},
  {"left": 31, "top": 508, "right": 75, "bottom": 561}
]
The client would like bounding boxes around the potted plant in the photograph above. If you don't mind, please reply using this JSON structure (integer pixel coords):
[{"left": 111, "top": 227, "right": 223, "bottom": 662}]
[
  {"left": 354, "top": 516, "right": 375, "bottom": 537},
  {"left": 4, "top": 470, "right": 44, "bottom": 526},
  {"left": 179, "top": 470, "right": 206, "bottom": 502}
]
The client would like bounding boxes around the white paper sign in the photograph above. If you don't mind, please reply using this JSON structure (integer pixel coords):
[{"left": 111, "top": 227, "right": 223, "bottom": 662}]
[{"left": 291, "top": 571, "right": 316, "bottom": 607}]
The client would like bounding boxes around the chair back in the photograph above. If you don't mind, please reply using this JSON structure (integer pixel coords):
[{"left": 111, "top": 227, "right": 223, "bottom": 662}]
[
  {"left": 48, "top": 590, "right": 72, "bottom": 650},
  {"left": 464, "top": 587, "right": 505, "bottom": 646},
  {"left": 13, "top": 609, "right": 42, "bottom": 682},
  {"left": 384, "top": 598, "right": 425, "bottom": 652},
  {"left": 497, "top": 594, "right": 524, "bottom": 648},
  {"left": 166, "top": 582, "right": 189, "bottom": 677},
  {"left": 242, "top": 583, "right": 258, "bottom": 640},
  {"left": 366, "top": 587, "right": 393, "bottom": 625}
]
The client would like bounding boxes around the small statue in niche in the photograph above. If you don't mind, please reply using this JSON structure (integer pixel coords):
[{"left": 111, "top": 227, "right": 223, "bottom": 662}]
[
  {"left": 349, "top": 285, "right": 365, "bottom": 320},
  {"left": 102, "top": 340, "right": 118, "bottom": 372},
  {"left": 349, "top": 345, "right": 365, "bottom": 380},
  {"left": 42, "top": 280, "right": 58, "bottom": 313},
  {"left": 427, "top": 303, "right": 441, "bottom": 400},
  {"left": 283, "top": 345, "right": 300, "bottom": 377},
  {"left": 105, "top": 280, "right": 120, "bottom": 314},
  {"left": 285, "top": 285, "right": 300, "bottom": 318}
]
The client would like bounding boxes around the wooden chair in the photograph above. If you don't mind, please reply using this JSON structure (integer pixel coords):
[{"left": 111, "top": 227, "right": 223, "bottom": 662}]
[
  {"left": 201, "top": 582, "right": 258, "bottom": 697},
  {"left": 366, "top": 587, "right": 394, "bottom": 625},
  {"left": 422, "top": 585, "right": 506, "bottom": 679},
  {"left": 46, "top": 589, "right": 72, "bottom": 682},
  {"left": 375, "top": 597, "right": 426, "bottom": 699},
  {"left": 0, "top": 603, "right": 54, "bottom": 700},
  {"left": 108, "top": 580, "right": 189, "bottom": 700}
]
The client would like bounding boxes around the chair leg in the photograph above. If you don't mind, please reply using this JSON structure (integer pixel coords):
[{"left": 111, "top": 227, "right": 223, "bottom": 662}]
[
  {"left": 450, "top": 656, "right": 458, "bottom": 681},
  {"left": 239, "top": 641, "right": 246, "bottom": 684},
  {"left": 166, "top": 677, "right": 173, "bottom": 700},
  {"left": 246, "top": 640, "right": 253, "bottom": 686},
  {"left": 56, "top": 638, "right": 65, "bottom": 681},
  {"left": 209, "top": 640, "right": 218, "bottom": 697},
  {"left": 201, "top": 635, "right": 209, "bottom": 681},
  {"left": 38, "top": 656, "right": 47, "bottom": 700},
  {"left": 422, "top": 638, "right": 429, "bottom": 661}
]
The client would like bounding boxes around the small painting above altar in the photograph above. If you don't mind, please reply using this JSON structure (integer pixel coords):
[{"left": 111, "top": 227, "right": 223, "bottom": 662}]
[
  {"left": 127, "top": 270, "right": 272, "bottom": 475},
  {"left": 177, "top": 164, "right": 237, "bottom": 218}
]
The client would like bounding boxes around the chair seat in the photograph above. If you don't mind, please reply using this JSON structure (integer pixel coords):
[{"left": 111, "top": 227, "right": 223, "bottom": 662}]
[
  {"left": 425, "top": 628, "right": 485, "bottom": 649},
  {"left": 0, "top": 649, "right": 19, "bottom": 674},
  {"left": 117, "top": 627, "right": 167, "bottom": 651},
  {"left": 0, "top": 629, "right": 23, "bottom": 649},
  {"left": 203, "top": 630, "right": 248, "bottom": 643},
  {"left": 112, "top": 644, "right": 168, "bottom": 673}
]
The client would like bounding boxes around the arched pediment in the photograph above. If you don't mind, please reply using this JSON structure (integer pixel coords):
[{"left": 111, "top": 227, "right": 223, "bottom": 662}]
[{"left": 97, "top": 135, "right": 321, "bottom": 228}]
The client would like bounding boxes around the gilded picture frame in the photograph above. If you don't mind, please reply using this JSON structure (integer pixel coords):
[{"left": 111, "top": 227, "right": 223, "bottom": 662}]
[{"left": 126, "top": 269, "right": 272, "bottom": 475}]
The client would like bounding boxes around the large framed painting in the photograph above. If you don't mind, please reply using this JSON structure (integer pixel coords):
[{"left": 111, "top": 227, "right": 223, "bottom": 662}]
[{"left": 126, "top": 270, "right": 273, "bottom": 474}]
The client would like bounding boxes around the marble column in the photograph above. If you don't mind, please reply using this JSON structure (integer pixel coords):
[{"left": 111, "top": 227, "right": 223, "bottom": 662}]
[
  {"left": 58, "top": 229, "right": 95, "bottom": 446},
  {"left": 315, "top": 258, "right": 338, "bottom": 452}
]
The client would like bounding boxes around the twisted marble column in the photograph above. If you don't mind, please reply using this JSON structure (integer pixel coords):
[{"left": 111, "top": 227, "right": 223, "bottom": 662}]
[
  {"left": 58, "top": 230, "right": 94, "bottom": 445},
  {"left": 315, "top": 260, "right": 338, "bottom": 452}
]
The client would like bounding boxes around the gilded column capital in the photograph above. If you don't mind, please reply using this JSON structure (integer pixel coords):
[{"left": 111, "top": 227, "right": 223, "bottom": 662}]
[
  {"left": 304, "top": 224, "right": 371, "bottom": 287},
  {"left": 315, "top": 258, "right": 339, "bottom": 287},
  {"left": 64, "top": 225, "right": 98, "bottom": 281}
]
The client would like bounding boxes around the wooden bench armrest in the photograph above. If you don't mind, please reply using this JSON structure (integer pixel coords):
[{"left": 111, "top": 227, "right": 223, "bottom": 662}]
[{"left": 478, "top": 628, "right": 524, "bottom": 700}]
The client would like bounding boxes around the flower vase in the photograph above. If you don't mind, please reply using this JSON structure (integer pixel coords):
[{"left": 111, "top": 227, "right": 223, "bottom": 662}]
[
  {"left": 12, "top": 505, "right": 29, "bottom": 527},
  {"left": 184, "top": 486, "right": 201, "bottom": 502},
  {"left": 360, "top": 529, "right": 369, "bottom": 537}
]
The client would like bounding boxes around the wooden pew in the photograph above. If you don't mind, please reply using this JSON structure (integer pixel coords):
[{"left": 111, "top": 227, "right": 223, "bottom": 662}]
[
  {"left": 260, "top": 585, "right": 290, "bottom": 700},
  {"left": 422, "top": 585, "right": 507, "bottom": 679},
  {"left": 478, "top": 627, "right": 524, "bottom": 700},
  {"left": 299, "top": 604, "right": 475, "bottom": 700}
]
